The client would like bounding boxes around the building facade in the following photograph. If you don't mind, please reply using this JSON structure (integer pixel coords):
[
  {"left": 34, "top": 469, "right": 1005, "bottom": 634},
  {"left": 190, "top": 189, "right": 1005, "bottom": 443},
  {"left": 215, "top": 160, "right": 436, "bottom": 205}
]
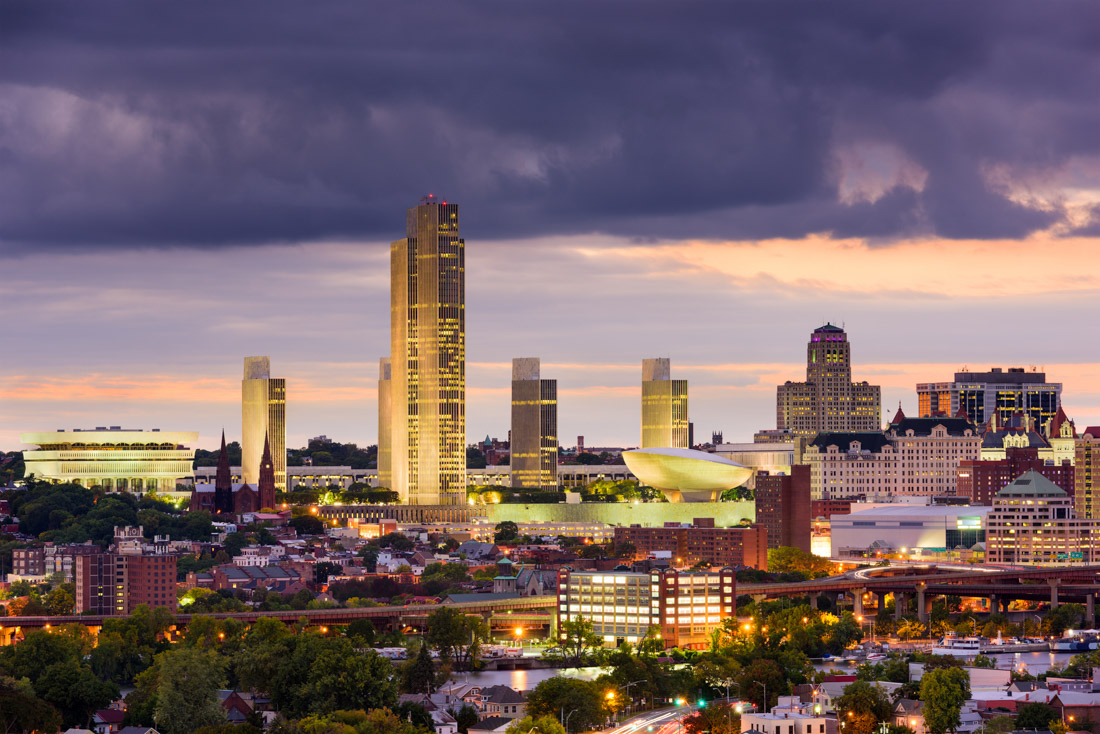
[
  {"left": 985, "top": 471, "right": 1097, "bottom": 566},
  {"left": 612, "top": 519, "right": 767, "bottom": 569},
  {"left": 755, "top": 466, "right": 812, "bottom": 553},
  {"left": 242, "top": 356, "right": 287, "bottom": 492},
  {"left": 390, "top": 197, "right": 466, "bottom": 505},
  {"left": 777, "top": 324, "right": 881, "bottom": 437},
  {"left": 20, "top": 428, "right": 198, "bottom": 493},
  {"left": 803, "top": 412, "right": 981, "bottom": 500},
  {"left": 378, "top": 358, "right": 392, "bottom": 489},
  {"left": 830, "top": 505, "right": 990, "bottom": 559},
  {"left": 641, "top": 358, "right": 689, "bottom": 449},
  {"left": 713, "top": 440, "right": 802, "bottom": 490},
  {"left": 956, "top": 446, "right": 1074, "bottom": 505},
  {"left": 1076, "top": 427, "right": 1100, "bottom": 520},
  {"left": 74, "top": 528, "right": 178, "bottom": 615},
  {"left": 916, "top": 367, "right": 1061, "bottom": 429},
  {"left": 556, "top": 566, "right": 736, "bottom": 649},
  {"left": 510, "top": 358, "right": 558, "bottom": 489}
]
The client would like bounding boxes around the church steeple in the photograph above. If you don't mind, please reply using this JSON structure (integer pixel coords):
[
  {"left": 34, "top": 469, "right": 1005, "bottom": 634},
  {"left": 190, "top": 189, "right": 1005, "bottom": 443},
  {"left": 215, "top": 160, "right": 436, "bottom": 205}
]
[
  {"left": 214, "top": 430, "right": 234, "bottom": 514},
  {"left": 258, "top": 432, "right": 276, "bottom": 510}
]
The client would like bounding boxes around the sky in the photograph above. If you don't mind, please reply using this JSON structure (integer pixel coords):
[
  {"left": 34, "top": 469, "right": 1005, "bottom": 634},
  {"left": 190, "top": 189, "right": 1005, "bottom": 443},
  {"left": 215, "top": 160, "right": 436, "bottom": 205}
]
[{"left": 3, "top": 1, "right": 1100, "bottom": 452}]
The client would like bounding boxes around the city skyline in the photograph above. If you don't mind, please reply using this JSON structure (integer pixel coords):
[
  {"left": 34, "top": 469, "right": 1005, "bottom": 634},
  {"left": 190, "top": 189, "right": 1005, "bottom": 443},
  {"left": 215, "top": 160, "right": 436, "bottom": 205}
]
[{"left": 4, "top": 2, "right": 1100, "bottom": 452}]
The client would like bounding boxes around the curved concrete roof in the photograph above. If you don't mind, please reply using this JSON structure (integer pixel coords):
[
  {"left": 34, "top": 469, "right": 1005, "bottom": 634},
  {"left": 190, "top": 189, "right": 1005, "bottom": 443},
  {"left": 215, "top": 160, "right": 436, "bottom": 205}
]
[{"left": 623, "top": 447, "right": 752, "bottom": 503}]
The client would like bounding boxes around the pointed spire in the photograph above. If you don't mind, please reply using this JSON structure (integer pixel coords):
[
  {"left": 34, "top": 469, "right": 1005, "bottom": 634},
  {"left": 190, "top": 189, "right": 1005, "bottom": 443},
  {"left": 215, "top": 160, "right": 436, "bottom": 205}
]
[
  {"left": 215, "top": 430, "right": 231, "bottom": 490},
  {"left": 258, "top": 431, "right": 276, "bottom": 511},
  {"left": 891, "top": 402, "right": 906, "bottom": 425}
]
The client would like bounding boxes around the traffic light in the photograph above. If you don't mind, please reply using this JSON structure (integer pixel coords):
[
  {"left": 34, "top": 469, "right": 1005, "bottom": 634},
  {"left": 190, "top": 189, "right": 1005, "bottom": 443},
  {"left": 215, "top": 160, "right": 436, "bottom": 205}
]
[
  {"left": 675, "top": 698, "right": 685, "bottom": 706},
  {"left": 698, "top": 700, "right": 706, "bottom": 708}
]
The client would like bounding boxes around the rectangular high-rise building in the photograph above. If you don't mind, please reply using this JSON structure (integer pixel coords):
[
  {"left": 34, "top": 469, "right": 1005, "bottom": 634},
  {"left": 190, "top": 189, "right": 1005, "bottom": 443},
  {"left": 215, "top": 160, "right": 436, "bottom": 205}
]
[
  {"left": 390, "top": 197, "right": 465, "bottom": 505},
  {"left": 755, "top": 466, "right": 812, "bottom": 553},
  {"left": 1076, "top": 428, "right": 1100, "bottom": 520},
  {"left": 511, "top": 358, "right": 558, "bottom": 489},
  {"left": 916, "top": 367, "right": 1061, "bottom": 429},
  {"left": 641, "top": 358, "right": 688, "bottom": 449},
  {"left": 377, "top": 357, "right": 392, "bottom": 489},
  {"left": 242, "top": 356, "right": 286, "bottom": 493},
  {"left": 777, "top": 324, "right": 881, "bottom": 437}
]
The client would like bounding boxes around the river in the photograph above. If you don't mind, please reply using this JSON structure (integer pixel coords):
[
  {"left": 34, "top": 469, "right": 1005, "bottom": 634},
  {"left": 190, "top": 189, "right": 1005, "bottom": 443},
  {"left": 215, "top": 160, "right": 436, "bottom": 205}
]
[
  {"left": 440, "top": 666, "right": 606, "bottom": 691},
  {"left": 815, "top": 650, "right": 1081, "bottom": 676}
]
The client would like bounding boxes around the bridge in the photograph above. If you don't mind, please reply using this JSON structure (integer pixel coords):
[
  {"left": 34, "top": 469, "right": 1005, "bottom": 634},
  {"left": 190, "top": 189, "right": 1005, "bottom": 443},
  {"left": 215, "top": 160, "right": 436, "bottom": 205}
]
[
  {"left": 740, "top": 565, "right": 1100, "bottom": 623},
  {"left": 0, "top": 594, "right": 557, "bottom": 645}
]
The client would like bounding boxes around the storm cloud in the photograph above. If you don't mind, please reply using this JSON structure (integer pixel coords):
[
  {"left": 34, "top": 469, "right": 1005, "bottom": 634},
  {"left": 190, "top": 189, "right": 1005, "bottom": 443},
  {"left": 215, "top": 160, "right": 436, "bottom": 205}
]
[{"left": 1, "top": 0, "right": 1098, "bottom": 252}]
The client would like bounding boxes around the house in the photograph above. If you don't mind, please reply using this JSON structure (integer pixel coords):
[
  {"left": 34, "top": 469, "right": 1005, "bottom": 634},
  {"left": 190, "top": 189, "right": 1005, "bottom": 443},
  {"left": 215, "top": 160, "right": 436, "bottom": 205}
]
[
  {"left": 116, "top": 728, "right": 160, "bottom": 734},
  {"left": 455, "top": 541, "right": 501, "bottom": 562},
  {"left": 431, "top": 709, "right": 459, "bottom": 734},
  {"left": 481, "top": 686, "right": 526, "bottom": 720},
  {"left": 218, "top": 690, "right": 254, "bottom": 723},
  {"left": 468, "top": 716, "right": 513, "bottom": 734},
  {"left": 92, "top": 709, "right": 125, "bottom": 734}
]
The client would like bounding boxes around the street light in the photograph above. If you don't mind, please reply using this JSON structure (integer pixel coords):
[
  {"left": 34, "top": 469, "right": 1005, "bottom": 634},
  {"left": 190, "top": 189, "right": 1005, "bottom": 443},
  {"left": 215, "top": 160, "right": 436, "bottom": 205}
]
[
  {"left": 754, "top": 682, "right": 767, "bottom": 714},
  {"left": 563, "top": 708, "right": 579, "bottom": 733}
]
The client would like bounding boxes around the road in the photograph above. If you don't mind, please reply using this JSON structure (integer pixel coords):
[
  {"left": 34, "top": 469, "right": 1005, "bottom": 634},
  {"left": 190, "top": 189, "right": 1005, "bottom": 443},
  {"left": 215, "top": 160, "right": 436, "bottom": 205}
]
[{"left": 603, "top": 705, "right": 698, "bottom": 734}]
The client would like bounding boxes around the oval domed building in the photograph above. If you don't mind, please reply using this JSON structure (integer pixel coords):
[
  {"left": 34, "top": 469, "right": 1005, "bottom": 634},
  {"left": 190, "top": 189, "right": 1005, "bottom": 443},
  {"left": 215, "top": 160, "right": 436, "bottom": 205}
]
[{"left": 622, "top": 447, "right": 752, "bottom": 502}]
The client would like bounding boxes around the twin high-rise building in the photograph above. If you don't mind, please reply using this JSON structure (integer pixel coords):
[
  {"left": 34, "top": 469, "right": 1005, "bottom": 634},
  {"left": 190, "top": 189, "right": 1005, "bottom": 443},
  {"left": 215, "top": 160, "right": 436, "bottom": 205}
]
[
  {"left": 510, "top": 358, "right": 558, "bottom": 489},
  {"left": 777, "top": 324, "right": 881, "bottom": 437},
  {"left": 241, "top": 356, "right": 286, "bottom": 492},
  {"left": 641, "top": 358, "right": 689, "bottom": 449},
  {"left": 377, "top": 358, "right": 392, "bottom": 489},
  {"left": 384, "top": 197, "right": 466, "bottom": 505}
]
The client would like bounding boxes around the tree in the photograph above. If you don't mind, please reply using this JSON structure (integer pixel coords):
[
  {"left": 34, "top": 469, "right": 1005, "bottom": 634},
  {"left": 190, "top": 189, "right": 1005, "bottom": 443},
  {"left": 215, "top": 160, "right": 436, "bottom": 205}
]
[
  {"left": 34, "top": 660, "right": 119, "bottom": 728},
  {"left": 0, "top": 676, "right": 63, "bottom": 734},
  {"left": 44, "top": 584, "right": 75, "bottom": 615},
  {"left": 897, "top": 619, "right": 926, "bottom": 642},
  {"left": 265, "top": 635, "right": 398, "bottom": 718},
  {"left": 737, "top": 659, "right": 788, "bottom": 712},
  {"left": 315, "top": 561, "right": 344, "bottom": 584},
  {"left": 556, "top": 615, "right": 604, "bottom": 667},
  {"left": 834, "top": 681, "right": 894, "bottom": 734},
  {"left": 918, "top": 667, "right": 970, "bottom": 734},
  {"left": 1015, "top": 703, "right": 1058, "bottom": 731},
  {"left": 682, "top": 703, "right": 740, "bottom": 734},
  {"left": 526, "top": 677, "right": 607, "bottom": 733},
  {"left": 455, "top": 704, "right": 479, "bottom": 734},
  {"left": 767, "top": 547, "right": 833, "bottom": 578},
  {"left": 289, "top": 514, "right": 326, "bottom": 536},
  {"left": 494, "top": 521, "right": 519, "bottom": 544},
  {"left": 506, "top": 716, "right": 567, "bottom": 734},
  {"left": 154, "top": 647, "right": 229, "bottom": 734},
  {"left": 425, "top": 606, "right": 489, "bottom": 671},
  {"left": 402, "top": 643, "right": 438, "bottom": 694}
]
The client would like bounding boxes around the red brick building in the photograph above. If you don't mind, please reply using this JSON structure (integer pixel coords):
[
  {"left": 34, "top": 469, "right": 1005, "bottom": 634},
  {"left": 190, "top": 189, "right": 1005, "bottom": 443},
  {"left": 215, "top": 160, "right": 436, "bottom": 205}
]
[
  {"left": 74, "top": 552, "right": 177, "bottom": 615},
  {"left": 810, "top": 497, "right": 865, "bottom": 520},
  {"left": 956, "top": 446, "right": 1074, "bottom": 505},
  {"left": 754, "top": 466, "right": 812, "bottom": 553},
  {"left": 613, "top": 519, "right": 767, "bottom": 570}
]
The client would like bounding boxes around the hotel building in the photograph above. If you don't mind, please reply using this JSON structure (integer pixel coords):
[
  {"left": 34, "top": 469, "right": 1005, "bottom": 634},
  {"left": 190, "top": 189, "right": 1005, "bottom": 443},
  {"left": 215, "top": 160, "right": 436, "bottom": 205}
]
[
  {"left": 510, "top": 358, "right": 558, "bottom": 489},
  {"left": 755, "top": 466, "right": 812, "bottom": 553},
  {"left": 613, "top": 519, "right": 768, "bottom": 569},
  {"left": 985, "top": 471, "right": 1097, "bottom": 565},
  {"left": 556, "top": 566, "right": 736, "bottom": 649},
  {"left": 74, "top": 527, "right": 178, "bottom": 614},
  {"left": 378, "top": 358, "right": 392, "bottom": 489},
  {"left": 777, "top": 324, "right": 881, "bottom": 437},
  {"left": 242, "top": 356, "right": 287, "bottom": 492},
  {"left": 1076, "top": 427, "right": 1100, "bottom": 519},
  {"left": 803, "top": 410, "right": 980, "bottom": 500},
  {"left": 641, "top": 358, "right": 688, "bottom": 449},
  {"left": 916, "top": 367, "right": 1061, "bottom": 429},
  {"left": 390, "top": 196, "right": 466, "bottom": 505},
  {"left": 20, "top": 428, "right": 197, "bottom": 493}
]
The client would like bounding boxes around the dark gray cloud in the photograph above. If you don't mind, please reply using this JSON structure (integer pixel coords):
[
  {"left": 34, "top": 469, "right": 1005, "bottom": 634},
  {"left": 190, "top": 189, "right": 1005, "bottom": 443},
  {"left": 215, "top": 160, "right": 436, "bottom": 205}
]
[{"left": 1, "top": 0, "right": 1098, "bottom": 252}]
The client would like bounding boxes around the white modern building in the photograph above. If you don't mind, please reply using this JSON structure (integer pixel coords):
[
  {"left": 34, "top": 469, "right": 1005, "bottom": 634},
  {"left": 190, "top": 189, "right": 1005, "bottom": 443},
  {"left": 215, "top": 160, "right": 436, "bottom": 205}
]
[
  {"left": 713, "top": 441, "right": 798, "bottom": 489},
  {"left": 21, "top": 428, "right": 198, "bottom": 493},
  {"left": 623, "top": 447, "right": 751, "bottom": 502},
  {"left": 829, "top": 504, "right": 990, "bottom": 559}
]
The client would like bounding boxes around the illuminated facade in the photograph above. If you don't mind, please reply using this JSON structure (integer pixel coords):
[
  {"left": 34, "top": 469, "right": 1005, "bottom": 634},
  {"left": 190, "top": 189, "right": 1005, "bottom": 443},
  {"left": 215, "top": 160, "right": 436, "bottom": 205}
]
[
  {"left": 242, "top": 356, "right": 287, "bottom": 492},
  {"left": 985, "top": 471, "right": 1098, "bottom": 565},
  {"left": 510, "top": 358, "right": 558, "bottom": 489},
  {"left": 623, "top": 447, "right": 752, "bottom": 502},
  {"left": 557, "top": 566, "right": 736, "bottom": 649},
  {"left": 641, "top": 358, "right": 688, "bottom": 449},
  {"left": 390, "top": 197, "right": 465, "bottom": 505},
  {"left": 21, "top": 428, "right": 198, "bottom": 492},
  {"left": 777, "top": 324, "right": 881, "bottom": 437},
  {"left": 916, "top": 367, "right": 1061, "bottom": 429},
  {"left": 830, "top": 505, "right": 989, "bottom": 559},
  {"left": 378, "top": 357, "right": 392, "bottom": 489},
  {"left": 1075, "top": 427, "right": 1100, "bottom": 519}
]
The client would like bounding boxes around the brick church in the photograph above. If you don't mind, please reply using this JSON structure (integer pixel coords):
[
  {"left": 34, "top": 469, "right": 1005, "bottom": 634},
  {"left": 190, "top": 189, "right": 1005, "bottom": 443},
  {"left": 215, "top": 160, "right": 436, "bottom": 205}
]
[{"left": 189, "top": 431, "right": 276, "bottom": 515}]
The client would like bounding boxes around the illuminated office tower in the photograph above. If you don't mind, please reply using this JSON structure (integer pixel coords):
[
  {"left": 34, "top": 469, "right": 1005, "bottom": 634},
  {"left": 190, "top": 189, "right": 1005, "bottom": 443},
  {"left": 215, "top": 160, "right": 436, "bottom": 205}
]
[
  {"left": 511, "top": 358, "right": 558, "bottom": 489},
  {"left": 378, "top": 357, "right": 392, "bottom": 488},
  {"left": 641, "top": 358, "right": 689, "bottom": 449},
  {"left": 242, "top": 356, "right": 286, "bottom": 493},
  {"left": 777, "top": 324, "right": 881, "bottom": 437},
  {"left": 390, "top": 196, "right": 465, "bottom": 505}
]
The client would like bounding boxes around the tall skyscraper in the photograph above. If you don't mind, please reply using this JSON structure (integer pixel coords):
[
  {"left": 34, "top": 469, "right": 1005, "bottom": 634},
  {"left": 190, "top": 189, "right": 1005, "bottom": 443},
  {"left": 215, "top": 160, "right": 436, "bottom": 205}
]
[
  {"left": 776, "top": 324, "right": 881, "bottom": 437},
  {"left": 511, "top": 357, "right": 558, "bottom": 489},
  {"left": 641, "top": 358, "right": 689, "bottom": 449},
  {"left": 242, "top": 356, "right": 286, "bottom": 492},
  {"left": 377, "top": 357, "right": 392, "bottom": 489},
  {"left": 390, "top": 196, "right": 465, "bottom": 505}
]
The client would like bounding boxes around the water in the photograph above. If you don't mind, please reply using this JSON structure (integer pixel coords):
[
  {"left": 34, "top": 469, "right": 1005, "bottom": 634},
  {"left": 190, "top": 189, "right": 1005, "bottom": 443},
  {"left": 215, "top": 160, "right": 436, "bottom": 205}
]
[
  {"left": 441, "top": 666, "right": 606, "bottom": 692},
  {"left": 815, "top": 651, "right": 1079, "bottom": 676}
]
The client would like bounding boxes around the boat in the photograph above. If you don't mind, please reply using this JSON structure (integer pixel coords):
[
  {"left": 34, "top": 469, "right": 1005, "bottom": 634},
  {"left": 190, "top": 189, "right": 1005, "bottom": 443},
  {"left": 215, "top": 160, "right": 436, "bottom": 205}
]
[
  {"left": 866, "top": 653, "right": 887, "bottom": 661},
  {"left": 931, "top": 633, "right": 983, "bottom": 657},
  {"left": 1050, "top": 629, "right": 1100, "bottom": 652}
]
